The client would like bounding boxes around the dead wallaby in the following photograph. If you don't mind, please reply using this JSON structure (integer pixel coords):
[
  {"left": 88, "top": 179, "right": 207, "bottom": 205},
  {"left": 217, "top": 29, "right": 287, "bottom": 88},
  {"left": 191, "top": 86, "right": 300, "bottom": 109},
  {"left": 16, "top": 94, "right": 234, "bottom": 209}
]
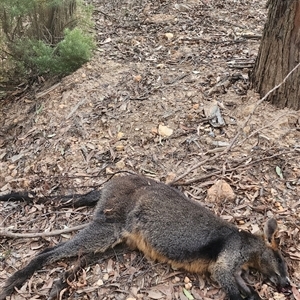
[{"left": 0, "top": 175, "right": 290, "bottom": 300}]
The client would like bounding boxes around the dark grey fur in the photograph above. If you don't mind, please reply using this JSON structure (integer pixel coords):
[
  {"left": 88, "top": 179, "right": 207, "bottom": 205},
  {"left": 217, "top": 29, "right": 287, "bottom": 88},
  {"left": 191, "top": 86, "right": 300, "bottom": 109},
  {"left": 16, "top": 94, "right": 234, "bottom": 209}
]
[{"left": 0, "top": 175, "right": 290, "bottom": 300}]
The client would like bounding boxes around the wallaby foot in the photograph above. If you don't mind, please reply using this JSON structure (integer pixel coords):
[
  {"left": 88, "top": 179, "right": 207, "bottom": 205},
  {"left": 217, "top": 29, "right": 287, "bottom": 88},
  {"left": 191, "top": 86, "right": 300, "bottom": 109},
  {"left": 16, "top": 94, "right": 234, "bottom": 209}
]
[
  {"left": 49, "top": 244, "right": 126, "bottom": 299},
  {"left": 234, "top": 270, "right": 262, "bottom": 300},
  {"left": 243, "top": 288, "right": 261, "bottom": 300},
  {"left": 48, "top": 251, "right": 107, "bottom": 300},
  {"left": 48, "top": 278, "right": 67, "bottom": 300},
  {"left": 244, "top": 293, "right": 261, "bottom": 300}
]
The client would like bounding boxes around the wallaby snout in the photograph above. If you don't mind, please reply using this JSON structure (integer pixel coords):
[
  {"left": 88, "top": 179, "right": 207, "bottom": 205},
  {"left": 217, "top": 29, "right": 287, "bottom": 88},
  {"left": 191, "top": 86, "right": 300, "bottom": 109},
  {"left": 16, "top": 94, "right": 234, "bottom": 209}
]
[
  {"left": 277, "top": 276, "right": 291, "bottom": 292},
  {"left": 260, "top": 218, "right": 290, "bottom": 293},
  {"left": 267, "top": 267, "right": 291, "bottom": 292}
]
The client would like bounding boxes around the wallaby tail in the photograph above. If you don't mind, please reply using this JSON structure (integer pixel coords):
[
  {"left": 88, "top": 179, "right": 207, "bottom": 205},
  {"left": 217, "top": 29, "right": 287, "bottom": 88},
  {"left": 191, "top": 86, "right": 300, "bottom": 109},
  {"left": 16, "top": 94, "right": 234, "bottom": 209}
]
[
  {"left": 0, "top": 190, "right": 101, "bottom": 208},
  {"left": 0, "top": 251, "right": 55, "bottom": 299},
  {"left": 0, "top": 221, "right": 122, "bottom": 300}
]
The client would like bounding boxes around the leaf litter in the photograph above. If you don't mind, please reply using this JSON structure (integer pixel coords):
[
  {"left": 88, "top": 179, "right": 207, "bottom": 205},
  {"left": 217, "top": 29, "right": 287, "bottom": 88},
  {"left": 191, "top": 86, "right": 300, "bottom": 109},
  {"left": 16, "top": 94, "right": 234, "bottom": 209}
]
[{"left": 0, "top": 0, "right": 300, "bottom": 299}]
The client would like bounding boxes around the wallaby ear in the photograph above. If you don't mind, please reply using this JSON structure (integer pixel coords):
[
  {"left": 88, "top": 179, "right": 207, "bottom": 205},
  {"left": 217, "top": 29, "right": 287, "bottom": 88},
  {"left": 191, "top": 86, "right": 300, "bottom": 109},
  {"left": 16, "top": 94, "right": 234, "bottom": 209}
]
[{"left": 264, "top": 218, "right": 280, "bottom": 249}]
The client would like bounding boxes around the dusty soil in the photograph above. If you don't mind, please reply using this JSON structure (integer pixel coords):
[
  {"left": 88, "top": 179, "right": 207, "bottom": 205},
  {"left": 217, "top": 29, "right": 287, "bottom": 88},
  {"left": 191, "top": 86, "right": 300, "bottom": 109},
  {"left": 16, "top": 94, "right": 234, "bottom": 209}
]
[{"left": 0, "top": 0, "right": 300, "bottom": 299}]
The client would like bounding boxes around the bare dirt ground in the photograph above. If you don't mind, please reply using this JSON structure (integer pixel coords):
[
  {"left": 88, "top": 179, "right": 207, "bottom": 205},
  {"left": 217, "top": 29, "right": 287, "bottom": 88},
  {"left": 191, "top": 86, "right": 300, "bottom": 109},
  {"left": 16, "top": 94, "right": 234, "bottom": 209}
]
[{"left": 1, "top": 0, "right": 300, "bottom": 299}]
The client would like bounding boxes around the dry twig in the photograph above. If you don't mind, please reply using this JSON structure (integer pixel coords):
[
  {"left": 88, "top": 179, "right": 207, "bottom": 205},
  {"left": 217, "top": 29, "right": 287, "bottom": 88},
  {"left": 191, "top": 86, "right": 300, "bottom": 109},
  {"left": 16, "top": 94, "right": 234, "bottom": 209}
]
[
  {"left": 0, "top": 224, "right": 87, "bottom": 238},
  {"left": 175, "top": 149, "right": 295, "bottom": 186}
]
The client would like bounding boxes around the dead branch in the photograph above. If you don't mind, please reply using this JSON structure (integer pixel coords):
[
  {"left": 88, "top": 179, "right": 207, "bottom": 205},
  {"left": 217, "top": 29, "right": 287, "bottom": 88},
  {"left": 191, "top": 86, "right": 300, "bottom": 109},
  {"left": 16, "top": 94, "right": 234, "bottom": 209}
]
[
  {"left": 170, "top": 152, "right": 222, "bottom": 184},
  {"left": 66, "top": 98, "right": 86, "bottom": 120},
  {"left": 0, "top": 224, "right": 87, "bottom": 238},
  {"left": 175, "top": 149, "right": 295, "bottom": 186},
  {"left": 35, "top": 83, "right": 61, "bottom": 99}
]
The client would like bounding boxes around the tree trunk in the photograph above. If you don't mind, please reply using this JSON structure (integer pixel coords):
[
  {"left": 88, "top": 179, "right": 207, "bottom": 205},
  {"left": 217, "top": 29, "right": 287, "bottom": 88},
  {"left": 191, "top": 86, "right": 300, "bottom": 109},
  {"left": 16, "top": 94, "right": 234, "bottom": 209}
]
[{"left": 251, "top": 0, "right": 300, "bottom": 110}]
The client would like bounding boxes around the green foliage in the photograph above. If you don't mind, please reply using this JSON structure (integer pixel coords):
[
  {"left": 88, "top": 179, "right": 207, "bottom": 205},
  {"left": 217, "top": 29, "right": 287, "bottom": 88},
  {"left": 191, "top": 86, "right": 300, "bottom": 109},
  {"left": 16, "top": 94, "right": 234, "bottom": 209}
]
[
  {"left": 12, "top": 28, "right": 95, "bottom": 76},
  {"left": 13, "top": 39, "right": 55, "bottom": 74},
  {"left": 1, "top": 0, "right": 36, "bottom": 17},
  {"left": 55, "top": 28, "right": 95, "bottom": 74},
  {"left": 0, "top": 0, "right": 95, "bottom": 82}
]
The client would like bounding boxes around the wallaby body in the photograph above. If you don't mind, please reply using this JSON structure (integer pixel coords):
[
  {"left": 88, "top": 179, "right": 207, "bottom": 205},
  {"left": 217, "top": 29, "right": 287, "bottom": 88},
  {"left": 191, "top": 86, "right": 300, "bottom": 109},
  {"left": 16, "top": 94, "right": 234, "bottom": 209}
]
[{"left": 0, "top": 175, "right": 290, "bottom": 300}]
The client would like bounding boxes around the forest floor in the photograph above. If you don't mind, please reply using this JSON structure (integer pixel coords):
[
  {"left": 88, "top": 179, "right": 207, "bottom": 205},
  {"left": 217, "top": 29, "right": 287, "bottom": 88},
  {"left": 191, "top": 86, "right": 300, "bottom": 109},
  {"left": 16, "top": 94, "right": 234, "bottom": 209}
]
[{"left": 0, "top": 0, "right": 300, "bottom": 299}]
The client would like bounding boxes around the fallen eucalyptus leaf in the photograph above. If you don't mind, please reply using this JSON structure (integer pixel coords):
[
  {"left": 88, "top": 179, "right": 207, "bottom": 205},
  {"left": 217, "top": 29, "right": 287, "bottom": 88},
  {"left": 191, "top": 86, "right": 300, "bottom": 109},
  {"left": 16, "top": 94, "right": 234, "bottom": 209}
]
[
  {"left": 183, "top": 288, "right": 194, "bottom": 300},
  {"left": 275, "top": 166, "right": 284, "bottom": 179}
]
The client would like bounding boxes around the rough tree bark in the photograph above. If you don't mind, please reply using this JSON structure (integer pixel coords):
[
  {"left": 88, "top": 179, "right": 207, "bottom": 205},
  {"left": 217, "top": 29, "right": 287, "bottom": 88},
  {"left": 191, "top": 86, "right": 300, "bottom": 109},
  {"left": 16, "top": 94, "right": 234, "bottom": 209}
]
[
  {"left": 252, "top": 0, "right": 300, "bottom": 110},
  {"left": 1, "top": 0, "right": 77, "bottom": 44}
]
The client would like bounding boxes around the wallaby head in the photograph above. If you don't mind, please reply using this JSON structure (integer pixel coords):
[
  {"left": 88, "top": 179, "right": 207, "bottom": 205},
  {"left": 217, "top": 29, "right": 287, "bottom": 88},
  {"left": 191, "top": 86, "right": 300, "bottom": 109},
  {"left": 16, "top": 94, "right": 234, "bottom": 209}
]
[
  {"left": 0, "top": 175, "right": 292, "bottom": 300},
  {"left": 258, "top": 219, "right": 290, "bottom": 291}
]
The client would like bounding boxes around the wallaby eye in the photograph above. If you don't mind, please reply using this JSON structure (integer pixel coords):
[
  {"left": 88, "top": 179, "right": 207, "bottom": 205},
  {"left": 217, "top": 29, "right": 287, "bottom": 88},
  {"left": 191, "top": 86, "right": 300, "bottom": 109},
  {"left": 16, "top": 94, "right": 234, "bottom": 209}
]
[{"left": 276, "top": 257, "right": 282, "bottom": 264}]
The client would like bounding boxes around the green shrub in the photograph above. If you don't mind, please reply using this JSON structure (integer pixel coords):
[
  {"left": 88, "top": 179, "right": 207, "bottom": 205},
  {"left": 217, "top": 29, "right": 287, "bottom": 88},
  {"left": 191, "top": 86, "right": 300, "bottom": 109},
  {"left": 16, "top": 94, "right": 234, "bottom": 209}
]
[
  {"left": 12, "top": 39, "right": 56, "bottom": 75},
  {"left": 12, "top": 28, "right": 95, "bottom": 76},
  {"left": 55, "top": 28, "right": 95, "bottom": 75},
  {"left": 0, "top": 0, "right": 95, "bottom": 82}
]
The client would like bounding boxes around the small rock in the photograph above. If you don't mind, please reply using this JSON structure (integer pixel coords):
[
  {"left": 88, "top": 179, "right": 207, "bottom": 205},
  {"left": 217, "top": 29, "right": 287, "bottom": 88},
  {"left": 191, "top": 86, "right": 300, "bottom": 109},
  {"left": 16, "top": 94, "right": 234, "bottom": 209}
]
[
  {"left": 105, "top": 167, "right": 114, "bottom": 174},
  {"left": 174, "top": 3, "right": 190, "bottom": 12},
  {"left": 184, "top": 276, "right": 190, "bottom": 284},
  {"left": 115, "top": 159, "right": 125, "bottom": 169},
  {"left": 156, "top": 63, "right": 165, "bottom": 69},
  {"left": 96, "top": 279, "right": 103, "bottom": 286},
  {"left": 151, "top": 127, "right": 158, "bottom": 134},
  {"left": 165, "top": 172, "right": 176, "bottom": 184},
  {"left": 103, "top": 273, "right": 109, "bottom": 280},
  {"left": 117, "top": 132, "right": 125, "bottom": 140},
  {"left": 165, "top": 32, "right": 174, "bottom": 40},
  {"left": 133, "top": 75, "right": 142, "bottom": 82},
  {"left": 115, "top": 142, "right": 124, "bottom": 151},
  {"left": 11, "top": 169, "right": 18, "bottom": 177},
  {"left": 158, "top": 124, "right": 173, "bottom": 137},
  {"left": 185, "top": 282, "right": 193, "bottom": 290}
]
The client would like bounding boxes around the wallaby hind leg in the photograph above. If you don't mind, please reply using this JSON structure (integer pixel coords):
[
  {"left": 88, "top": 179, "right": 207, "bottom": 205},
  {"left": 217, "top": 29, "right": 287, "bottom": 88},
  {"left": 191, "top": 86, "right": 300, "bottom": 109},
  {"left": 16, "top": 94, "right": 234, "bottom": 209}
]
[
  {"left": 48, "top": 244, "right": 127, "bottom": 300},
  {"left": 0, "top": 220, "right": 123, "bottom": 300},
  {"left": 48, "top": 251, "right": 104, "bottom": 300}
]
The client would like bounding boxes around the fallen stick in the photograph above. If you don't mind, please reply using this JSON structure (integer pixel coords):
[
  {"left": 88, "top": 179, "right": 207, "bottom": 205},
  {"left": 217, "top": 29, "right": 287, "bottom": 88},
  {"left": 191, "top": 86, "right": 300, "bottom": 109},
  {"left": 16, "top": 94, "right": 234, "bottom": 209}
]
[{"left": 0, "top": 224, "right": 87, "bottom": 238}]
